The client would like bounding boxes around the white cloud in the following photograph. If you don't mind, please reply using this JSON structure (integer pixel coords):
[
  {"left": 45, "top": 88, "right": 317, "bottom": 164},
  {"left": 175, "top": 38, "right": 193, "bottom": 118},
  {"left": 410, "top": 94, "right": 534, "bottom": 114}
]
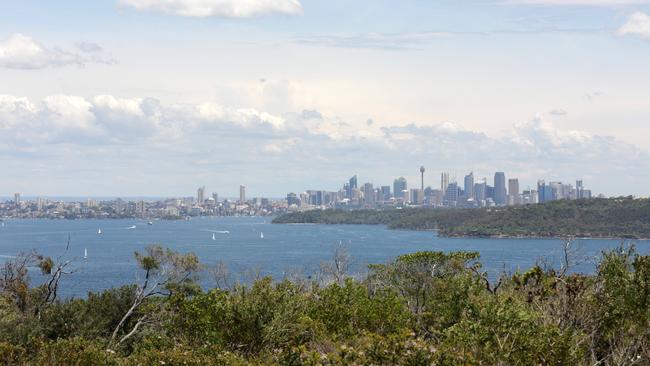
[
  {"left": 0, "top": 34, "right": 114, "bottom": 69},
  {"left": 118, "top": 0, "right": 303, "bottom": 18},
  {"left": 619, "top": 12, "right": 650, "bottom": 39},
  {"left": 0, "top": 94, "right": 647, "bottom": 196}
]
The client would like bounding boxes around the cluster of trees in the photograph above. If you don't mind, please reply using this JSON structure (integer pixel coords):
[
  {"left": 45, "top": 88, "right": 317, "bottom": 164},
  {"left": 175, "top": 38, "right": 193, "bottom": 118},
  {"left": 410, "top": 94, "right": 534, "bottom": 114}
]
[
  {"left": 273, "top": 198, "right": 650, "bottom": 239},
  {"left": 1, "top": 241, "right": 649, "bottom": 365}
]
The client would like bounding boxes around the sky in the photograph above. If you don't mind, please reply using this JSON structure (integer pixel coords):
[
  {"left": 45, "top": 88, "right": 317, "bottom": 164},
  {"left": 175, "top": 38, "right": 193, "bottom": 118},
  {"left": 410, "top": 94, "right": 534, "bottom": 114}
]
[{"left": 1, "top": 0, "right": 650, "bottom": 198}]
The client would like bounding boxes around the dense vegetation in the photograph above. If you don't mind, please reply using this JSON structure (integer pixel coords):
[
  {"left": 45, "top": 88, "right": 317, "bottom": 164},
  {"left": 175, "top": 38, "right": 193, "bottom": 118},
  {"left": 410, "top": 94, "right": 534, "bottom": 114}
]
[
  {"left": 1, "top": 242, "right": 649, "bottom": 365},
  {"left": 273, "top": 197, "right": 650, "bottom": 238}
]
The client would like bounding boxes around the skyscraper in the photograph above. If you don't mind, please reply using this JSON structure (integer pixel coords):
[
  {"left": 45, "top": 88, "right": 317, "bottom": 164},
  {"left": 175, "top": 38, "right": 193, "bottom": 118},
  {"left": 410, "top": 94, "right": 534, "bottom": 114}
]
[
  {"left": 239, "top": 185, "right": 246, "bottom": 203},
  {"left": 380, "top": 186, "right": 391, "bottom": 201},
  {"left": 441, "top": 172, "right": 449, "bottom": 195},
  {"left": 576, "top": 180, "right": 584, "bottom": 199},
  {"left": 348, "top": 175, "right": 358, "bottom": 199},
  {"left": 197, "top": 186, "right": 205, "bottom": 206},
  {"left": 494, "top": 172, "right": 506, "bottom": 205},
  {"left": 393, "top": 177, "right": 407, "bottom": 199},
  {"left": 464, "top": 172, "right": 474, "bottom": 199},
  {"left": 14, "top": 193, "right": 20, "bottom": 207},
  {"left": 362, "top": 183, "right": 374, "bottom": 206},
  {"left": 444, "top": 182, "right": 459, "bottom": 206},
  {"left": 474, "top": 180, "right": 487, "bottom": 203},
  {"left": 508, "top": 178, "right": 519, "bottom": 205}
]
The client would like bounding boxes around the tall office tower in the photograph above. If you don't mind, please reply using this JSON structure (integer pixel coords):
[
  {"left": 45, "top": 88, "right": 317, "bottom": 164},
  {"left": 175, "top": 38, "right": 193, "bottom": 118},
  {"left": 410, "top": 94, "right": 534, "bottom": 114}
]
[
  {"left": 474, "top": 180, "right": 487, "bottom": 202},
  {"left": 494, "top": 172, "right": 506, "bottom": 205},
  {"left": 393, "top": 177, "right": 407, "bottom": 199},
  {"left": 363, "top": 183, "right": 375, "bottom": 205},
  {"left": 508, "top": 178, "right": 520, "bottom": 206},
  {"left": 348, "top": 175, "right": 358, "bottom": 199},
  {"left": 239, "top": 185, "right": 246, "bottom": 203},
  {"left": 549, "top": 182, "right": 563, "bottom": 200},
  {"left": 537, "top": 180, "right": 547, "bottom": 203},
  {"left": 287, "top": 192, "right": 300, "bottom": 206},
  {"left": 36, "top": 197, "right": 45, "bottom": 211},
  {"left": 380, "top": 186, "right": 391, "bottom": 201},
  {"left": 464, "top": 172, "right": 474, "bottom": 199},
  {"left": 212, "top": 192, "right": 219, "bottom": 203},
  {"left": 410, "top": 188, "right": 424, "bottom": 204},
  {"left": 576, "top": 180, "right": 584, "bottom": 199},
  {"left": 14, "top": 193, "right": 20, "bottom": 207},
  {"left": 197, "top": 186, "right": 205, "bottom": 206},
  {"left": 441, "top": 172, "right": 449, "bottom": 195},
  {"left": 444, "top": 182, "right": 459, "bottom": 206},
  {"left": 420, "top": 166, "right": 425, "bottom": 191}
]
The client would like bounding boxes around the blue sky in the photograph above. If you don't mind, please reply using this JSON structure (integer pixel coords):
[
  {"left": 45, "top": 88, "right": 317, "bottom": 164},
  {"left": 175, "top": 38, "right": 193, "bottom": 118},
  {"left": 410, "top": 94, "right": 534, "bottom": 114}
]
[{"left": 1, "top": 0, "right": 650, "bottom": 197}]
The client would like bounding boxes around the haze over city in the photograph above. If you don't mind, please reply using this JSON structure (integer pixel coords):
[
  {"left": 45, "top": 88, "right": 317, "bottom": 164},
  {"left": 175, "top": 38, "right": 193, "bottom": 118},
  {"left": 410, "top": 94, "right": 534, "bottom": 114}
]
[{"left": 2, "top": 0, "right": 650, "bottom": 197}]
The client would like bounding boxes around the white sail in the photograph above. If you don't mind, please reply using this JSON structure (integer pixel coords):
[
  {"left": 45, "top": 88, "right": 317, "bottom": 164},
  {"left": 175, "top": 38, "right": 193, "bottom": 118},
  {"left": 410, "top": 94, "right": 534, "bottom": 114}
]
[
  {"left": 98, "top": 228, "right": 102, "bottom": 234},
  {"left": 260, "top": 232, "right": 264, "bottom": 239},
  {"left": 212, "top": 233, "right": 216, "bottom": 240},
  {"left": 84, "top": 248, "right": 88, "bottom": 259}
]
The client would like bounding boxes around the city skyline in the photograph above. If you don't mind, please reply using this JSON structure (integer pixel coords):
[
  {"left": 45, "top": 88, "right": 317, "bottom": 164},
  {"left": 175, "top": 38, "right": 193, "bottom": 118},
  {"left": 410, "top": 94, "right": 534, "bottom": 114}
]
[
  {"left": 4, "top": 166, "right": 599, "bottom": 202},
  {"left": 2, "top": 1, "right": 650, "bottom": 197}
]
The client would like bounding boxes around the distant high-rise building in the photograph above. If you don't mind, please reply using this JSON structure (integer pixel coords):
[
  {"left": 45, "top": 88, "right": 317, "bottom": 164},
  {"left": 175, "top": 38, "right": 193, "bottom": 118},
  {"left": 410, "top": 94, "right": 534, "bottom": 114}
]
[
  {"left": 362, "top": 183, "right": 374, "bottom": 205},
  {"left": 410, "top": 188, "right": 424, "bottom": 205},
  {"left": 380, "top": 186, "right": 391, "bottom": 201},
  {"left": 494, "top": 172, "right": 506, "bottom": 205},
  {"left": 444, "top": 182, "right": 459, "bottom": 206},
  {"left": 508, "top": 178, "right": 520, "bottom": 206},
  {"left": 537, "top": 180, "right": 550, "bottom": 203},
  {"left": 239, "top": 185, "right": 246, "bottom": 203},
  {"left": 197, "top": 186, "right": 205, "bottom": 206},
  {"left": 286, "top": 192, "right": 299, "bottom": 206},
  {"left": 441, "top": 172, "right": 449, "bottom": 195},
  {"left": 576, "top": 180, "right": 584, "bottom": 199},
  {"left": 474, "top": 180, "right": 487, "bottom": 203},
  {"left": 393, "top": 177, "right": 407, "bottom": 200},
  {"left": 212, "top": 192, "right": 219, "bottom": 203},
  {"left": 14, "top": 193, "right": 20, "bottom": 207},
  {"left": 464, "top": 172, "right": 474, "bottom": 199},
  {"left": 348, "top": 175, "right": 358, "bottom": 199}
]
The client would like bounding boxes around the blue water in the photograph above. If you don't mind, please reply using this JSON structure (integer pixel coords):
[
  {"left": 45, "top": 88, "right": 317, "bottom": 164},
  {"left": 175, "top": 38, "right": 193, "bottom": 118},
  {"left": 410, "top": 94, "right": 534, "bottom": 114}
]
[{"left": 0, "top": 217, "right": 647, "bottom": 297}]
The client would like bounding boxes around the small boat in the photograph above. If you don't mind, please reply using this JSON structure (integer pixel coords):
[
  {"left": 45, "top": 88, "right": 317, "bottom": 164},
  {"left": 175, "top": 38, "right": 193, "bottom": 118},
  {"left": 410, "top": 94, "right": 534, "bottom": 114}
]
[
  {"left": 97, "top": 228, "right": 102, "bottom": 235},
  {"left": 212, "top": 233, "right": 216, "bottom": 241},
  {"left": 84, "top": 248, "right": 88, "bottom": 260},
  {"left": 260, "top": 232, "right": 264, "bottom": 239},
  {"left": 216, "top": 230, "right": 230, "bottom": 234},
  {"left": 147, "top": 221, "right": 153, "bottom": 226},
  {"left": 129, "top": 225, "right": 136, "bottom": 229}
]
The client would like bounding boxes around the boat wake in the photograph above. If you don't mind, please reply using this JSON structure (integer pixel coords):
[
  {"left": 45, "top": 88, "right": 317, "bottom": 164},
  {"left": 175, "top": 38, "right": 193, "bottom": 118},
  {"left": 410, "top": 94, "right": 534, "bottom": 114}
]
[{"left": 201, "top": 229, "right": 231, "bottom": 234}]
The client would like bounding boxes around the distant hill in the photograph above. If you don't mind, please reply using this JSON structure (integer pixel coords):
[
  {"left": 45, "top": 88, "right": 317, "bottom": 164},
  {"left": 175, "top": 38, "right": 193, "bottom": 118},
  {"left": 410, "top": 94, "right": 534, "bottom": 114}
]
[{"left": 272, "top": 198, "right": 650, "bottom": 239}]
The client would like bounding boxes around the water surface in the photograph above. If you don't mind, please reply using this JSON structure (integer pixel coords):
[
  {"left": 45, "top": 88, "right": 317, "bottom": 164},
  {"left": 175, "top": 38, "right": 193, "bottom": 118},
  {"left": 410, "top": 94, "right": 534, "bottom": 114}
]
[{"left": 0, "top": 217, "right": 647, "bottom": 297}]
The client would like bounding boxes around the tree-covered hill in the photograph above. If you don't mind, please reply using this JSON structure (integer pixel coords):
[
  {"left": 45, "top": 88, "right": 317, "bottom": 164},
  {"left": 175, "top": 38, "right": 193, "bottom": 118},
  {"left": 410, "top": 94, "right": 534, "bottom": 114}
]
[
  {"left": 1, "top": 244, "right": 649, "bottom": 364},
  {"left": 273, "top": 198, "right": 650, "bottom": 239}
]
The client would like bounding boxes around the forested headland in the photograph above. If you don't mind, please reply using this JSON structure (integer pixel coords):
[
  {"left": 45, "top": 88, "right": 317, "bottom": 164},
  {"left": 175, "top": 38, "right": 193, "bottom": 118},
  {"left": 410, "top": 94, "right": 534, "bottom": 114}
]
[
  {"left": 273, "top": 197, "right": 650, "bottom": 239},
  {"left": 0, "top": 243, "right": 649, "bottom": 365}
]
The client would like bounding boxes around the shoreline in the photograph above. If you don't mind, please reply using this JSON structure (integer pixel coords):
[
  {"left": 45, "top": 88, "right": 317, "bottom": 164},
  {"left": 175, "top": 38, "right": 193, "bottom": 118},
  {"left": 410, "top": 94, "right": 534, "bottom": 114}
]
[{"left": 272, "top": 221, "right": 650, "bottom": 241}]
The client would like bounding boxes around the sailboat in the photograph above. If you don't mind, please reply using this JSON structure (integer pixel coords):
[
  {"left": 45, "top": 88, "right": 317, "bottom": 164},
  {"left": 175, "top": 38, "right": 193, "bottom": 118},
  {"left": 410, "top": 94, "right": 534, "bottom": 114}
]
[
  {"left": 260, "top": 232, "right": 264, "bottom": 239},
  {"left": 97, "top": 228, "right": 102, "bottom": 235},
  {"left": 84, "top": 248, "right": 88, "bottom": 260},
  {"left": 212, "top": 233, "right": 216, "bottom": 241}
]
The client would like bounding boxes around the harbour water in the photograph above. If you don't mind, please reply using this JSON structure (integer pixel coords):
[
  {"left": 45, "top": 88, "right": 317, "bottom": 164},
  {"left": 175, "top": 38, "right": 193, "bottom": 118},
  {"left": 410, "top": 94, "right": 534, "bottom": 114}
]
[{"left": 0, "top": 217, "right": 647, "bottom": 297}]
